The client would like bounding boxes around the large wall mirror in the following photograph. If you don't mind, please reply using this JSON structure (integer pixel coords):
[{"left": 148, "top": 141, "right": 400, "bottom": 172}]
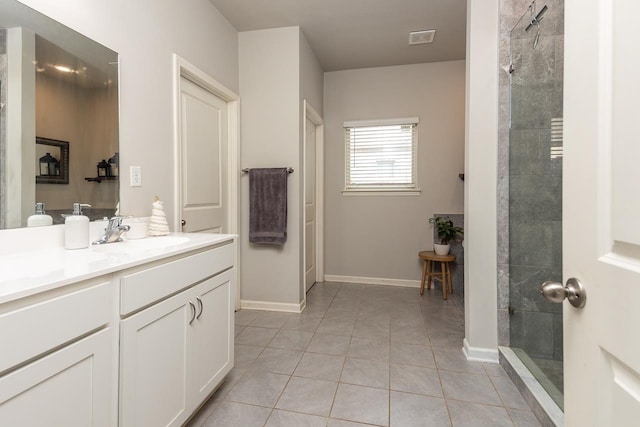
[{"left": 0, "top": 0, "right": 119, "bottom": 229}]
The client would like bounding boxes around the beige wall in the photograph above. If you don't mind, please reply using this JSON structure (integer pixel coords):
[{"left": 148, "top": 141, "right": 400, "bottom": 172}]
[
  {"left": 323, "top": 61, "right": 465, "bottom": 283},
  {"left": 239, "top": 27, "right": 323, "bottom": 308},
  {"left": 36, "top": 74, "right": 118, "bottom": 211},
  {"left": 18, "top": 0, "right": 238, "bottom": 223}
]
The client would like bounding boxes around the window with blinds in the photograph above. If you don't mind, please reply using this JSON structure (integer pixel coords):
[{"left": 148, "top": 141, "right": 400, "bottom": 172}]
[{"left": 344, "top": 118, "right": 419, "bottom": 192}]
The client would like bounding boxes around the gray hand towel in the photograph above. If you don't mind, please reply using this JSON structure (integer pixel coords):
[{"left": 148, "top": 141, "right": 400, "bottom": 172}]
[{"left": 249, "top": 168, "right": 288, "bottom": 245}]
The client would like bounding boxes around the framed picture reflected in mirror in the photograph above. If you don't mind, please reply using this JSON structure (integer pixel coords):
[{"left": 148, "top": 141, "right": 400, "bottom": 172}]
[{"left": 36, "top": 137, "right": 69, "bottom": 184}]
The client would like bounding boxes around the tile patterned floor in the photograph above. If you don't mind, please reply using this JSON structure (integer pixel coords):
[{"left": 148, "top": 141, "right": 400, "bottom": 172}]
[{"left": 187, "top": 282, "right": 541, "bottom": 427}]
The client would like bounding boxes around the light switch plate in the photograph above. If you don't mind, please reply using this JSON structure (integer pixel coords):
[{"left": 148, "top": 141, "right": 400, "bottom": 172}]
[{"left": 130, "top": 166, "right": 142, "bottom": 187}]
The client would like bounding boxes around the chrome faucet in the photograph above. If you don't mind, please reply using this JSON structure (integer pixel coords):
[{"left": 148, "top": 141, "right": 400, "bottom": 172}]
[{"left": 92, "top": 217, "right": 131, "bottom": 245}]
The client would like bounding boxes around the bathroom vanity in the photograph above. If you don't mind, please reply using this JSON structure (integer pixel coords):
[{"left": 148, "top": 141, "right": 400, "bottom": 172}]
[{"left": 0, "top": 232, "right": 236, "bottom": 426}]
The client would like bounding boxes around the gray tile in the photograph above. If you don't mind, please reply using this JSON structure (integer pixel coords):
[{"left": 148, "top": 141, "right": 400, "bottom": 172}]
[
  {"left": 352, "top": 321, "right": 390, "bottom": 340},
  {"left": 307, "top": 333, "right": 351, "bottom": 356},
  {"left": 202, "top": 401, "right": 271, "bottom": 427},
  {"left": 234, "top": 344, "right": 264, "bottom": 368},
  {"left": 340, "top": 358, "right": 389, "bottom": 389},
  {"left": 433, "top": 347, "right": 486, "bottom": 374},
  {"left": 509, "top": 175, "right": 562, "bottom": 222},
  {"left": 327, "top": 419, "right": 371, "bottom": 426},
  {"left": 390, "top": 391, "right": 450, "bottom": 427},
  {"left": 483, "top": 363, "right": 509, "bottom": 378},
  {"left": 235, "top": 310, "right": 259, "bottom": 326},
  {"left": 250, "top": 347, "right": 303, "bottom": 375},
  {"left": 446, "top": 399, "right": 513, "bottom": 427},
  {"left": 294, "top": 352, "right": 345, "bottom": 382},
  {"left": 509, "top": 221, "right": 554, "bottom": 267},
  {"left": 235, "top": 324, "right": 246, "bottom": 337},
  {"left": 269, "top": 329, "right": 315, "bottom": 351},
  {"left": 331, "top": 384, "right": 389, "bottom": 426},
  {"left": 390, "top": 364, "right": 443, "bottom": 397},
  {"left": 303, "top": 304, "right": 330, "bottom": 318},
  {"left": 347, "top": 337, "right": 389, "bottom": 361},
  {"left": 439, "top": 370, "right": 502, "bottom": 406},
  {"left": 282, "top": 316, "right": 323, "bottom": 332},
  {"left": 389, "top": 314, "right": 425, "bottom": 328},
  {"left": 266, "top": 410, "right": 328, "bottom": 427},
  {"left": 508, "top": 409, "right": 543, "bottom": 427},
  {"left": 491, "top": 375, "right": 530, "bottom": 410},
  {"left": 390, "top": 325, "right": 429, "bottom": 345},
  {"left": 250, "top": 312, "right": 291, "bottom": 328},
  {"left": 317, "top": 318, "right": 356, "bottom": 336},
  {"left": 390, "top": 342, "right": 435, "bottom": 368},
  {"left": 235, "top": 326, "right": 278, "bottom": 346},
  {"left": 226, "top": 371, "right": 289, "bottom": 407},
  {"left": 428, "top": 330, "right": 465, "bottom": 350},
  {"left": 276, "top": 377, "right": 338, "bottom": 417}
]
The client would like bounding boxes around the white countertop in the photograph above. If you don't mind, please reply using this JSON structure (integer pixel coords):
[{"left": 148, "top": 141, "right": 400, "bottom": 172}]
[{"left": 0, "top": 233, "right": 236, "bottom": 305}]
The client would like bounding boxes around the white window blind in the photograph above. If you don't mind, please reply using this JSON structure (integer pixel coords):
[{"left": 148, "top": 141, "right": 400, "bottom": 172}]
[{"left": 344, "top": 118, "right": 418, "bottom": 191}]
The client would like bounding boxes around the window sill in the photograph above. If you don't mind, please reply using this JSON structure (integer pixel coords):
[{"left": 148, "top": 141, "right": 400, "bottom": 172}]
[{"left": 342, "top": 188, "right": 422, "bottom": 196}]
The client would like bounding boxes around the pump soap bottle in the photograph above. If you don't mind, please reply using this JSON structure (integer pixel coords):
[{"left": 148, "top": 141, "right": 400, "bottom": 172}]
[
  {"left": 27, "top": 202, "right": 53, "bottom": 227},
  {"left": 65, "top": 203, "right": 91, "bottom": 249}
]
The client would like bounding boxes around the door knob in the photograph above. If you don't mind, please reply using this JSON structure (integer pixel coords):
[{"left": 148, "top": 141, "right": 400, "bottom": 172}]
[
  {"left": 181, "top": 219, "right": 186, "bottom": 227},
  {"left": 540, "top": 277, "right": 587, "bottom": 308}
]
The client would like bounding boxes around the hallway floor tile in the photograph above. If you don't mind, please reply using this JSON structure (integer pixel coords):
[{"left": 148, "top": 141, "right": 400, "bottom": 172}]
[{"left": 187, "top": 282, "right": 541, "bottom": 427}]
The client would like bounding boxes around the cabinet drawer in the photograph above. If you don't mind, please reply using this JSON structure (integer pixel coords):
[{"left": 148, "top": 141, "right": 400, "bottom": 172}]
[
  {"left": 120, "top": 242, "right": 234, "bottom": 316},
  {"left": 0, "top": 280, "right": 111, "bottom": 374}
]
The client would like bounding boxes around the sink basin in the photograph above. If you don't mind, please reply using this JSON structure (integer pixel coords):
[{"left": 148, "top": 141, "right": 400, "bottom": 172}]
[{"left": 92, "top": 236, "right": 190, "bottom": 253}]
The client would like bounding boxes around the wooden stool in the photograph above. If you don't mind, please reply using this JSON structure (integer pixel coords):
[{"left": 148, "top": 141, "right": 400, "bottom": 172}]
[{"left": 419, "top": 251, "right": 456, "bottom": 300}]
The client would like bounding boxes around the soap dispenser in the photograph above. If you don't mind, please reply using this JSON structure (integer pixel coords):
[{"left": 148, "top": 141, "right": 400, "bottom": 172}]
[
  {"left": 27, "top": 202, "right": 53, "bottom": 227},
  {"left": 64, "top": 203, "right": 91, "bottom": 249}
]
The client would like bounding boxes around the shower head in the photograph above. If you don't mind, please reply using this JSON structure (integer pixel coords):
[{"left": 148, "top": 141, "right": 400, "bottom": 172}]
[
  {"left": 533, "top": 28, "right": 541, "bottom": 49},
  {"left": 525, "top": 4, "right": 548, "bottom": 32}
]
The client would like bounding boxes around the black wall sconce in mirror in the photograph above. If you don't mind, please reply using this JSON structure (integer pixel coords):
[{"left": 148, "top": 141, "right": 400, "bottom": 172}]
[{"left": 35, "top": 137, "right": 69, "bottom": 184}]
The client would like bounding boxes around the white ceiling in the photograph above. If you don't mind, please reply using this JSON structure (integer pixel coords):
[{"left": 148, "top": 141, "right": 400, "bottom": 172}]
[{"left": 208, "top": 0, "right": 467, "bottom": 71}]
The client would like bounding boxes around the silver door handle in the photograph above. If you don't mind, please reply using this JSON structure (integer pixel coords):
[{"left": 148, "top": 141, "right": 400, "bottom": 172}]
[
  {"left": 196, "top": 297, "right": 203, "bottom": 319},
  {"left": 188, "top": 301, "right": 196, "bottom": 324},
  {"left": 540, "top": 277, "right": 587, "bottom": 308}
]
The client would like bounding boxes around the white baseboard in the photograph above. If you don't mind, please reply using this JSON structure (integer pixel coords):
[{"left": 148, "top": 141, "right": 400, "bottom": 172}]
[
  {"left": 463, "top": 338, "right": 499, "bottom": 363},
  {"left": 240, "top": 299, "right": 304, "bottom": 313},
  {"left": 324, "top": 275, "right": 420, "bottom": 288}
]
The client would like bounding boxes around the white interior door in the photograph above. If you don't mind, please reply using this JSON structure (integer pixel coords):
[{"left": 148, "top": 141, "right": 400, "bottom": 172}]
[
  {"left": 305, "top": 116, "right": 317, "bottom": 292},
  {"left": 179, "top": 77, "right": 228, "bottom": 234},
  {"left": 562, "top": 0, "right": 640, "bottom": 424}
]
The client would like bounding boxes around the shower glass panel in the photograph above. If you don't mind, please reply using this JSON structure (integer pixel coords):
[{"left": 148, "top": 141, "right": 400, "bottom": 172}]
[{"left": 508, "top": 0, "right": 564, "bottom": 409}]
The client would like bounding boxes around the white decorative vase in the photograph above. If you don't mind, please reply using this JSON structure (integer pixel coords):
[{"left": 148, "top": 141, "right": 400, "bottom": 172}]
[{"left": 434, "top": 243, "right": 450, "bottom": 255}]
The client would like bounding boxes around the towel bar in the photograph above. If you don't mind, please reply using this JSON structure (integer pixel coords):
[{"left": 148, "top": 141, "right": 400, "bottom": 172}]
[{"left": 242, "top": 167, "right": 294, "bottom": 174}]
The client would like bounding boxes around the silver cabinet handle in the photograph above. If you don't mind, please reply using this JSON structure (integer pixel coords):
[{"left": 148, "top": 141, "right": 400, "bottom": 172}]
[
  {"left": 188, "top": 301, "right": 196, "bottom": 324},
  {"left": 196, "top": 297, "right": 203, "bottom": 319},
  {"left": 540, "top": 277, "right": 587, "bottom": 308}
]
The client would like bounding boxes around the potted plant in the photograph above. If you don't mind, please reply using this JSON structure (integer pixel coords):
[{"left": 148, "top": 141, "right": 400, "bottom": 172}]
[{"left": 428, "top": 215, "right": 463, "bottom": 255}]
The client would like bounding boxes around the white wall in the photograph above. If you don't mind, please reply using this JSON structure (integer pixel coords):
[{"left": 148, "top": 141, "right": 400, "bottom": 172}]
[
  {"left": 238, "top": 27, "right": 302, "bottom": 307},
  {"left": 323, "top": 61, "right": 465, "bottom": 284},
  {"left": 463, "top": 0, "right": 499, "bottom": 361},
  {"left": 17, "top": 0, "right": 238, "bottom": 224},
  {"left": 298, "top": 29, "right": 324, "bottom": 298}
]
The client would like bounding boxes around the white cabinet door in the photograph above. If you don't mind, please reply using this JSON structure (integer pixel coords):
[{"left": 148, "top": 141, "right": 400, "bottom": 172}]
[
  {"left": 120, "top": 293, "right": 192, "bottom": 427},
  {"left": 189, "top": 272, "right": 234, "bottom": 403},
  {"left": 0, "top": 328, "right": 112, "bottom": 427}
]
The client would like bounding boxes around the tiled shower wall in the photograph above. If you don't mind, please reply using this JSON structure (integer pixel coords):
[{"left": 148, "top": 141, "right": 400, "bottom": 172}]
[{"left": 496, "top": 0, "right": 563, "bottom": 355}]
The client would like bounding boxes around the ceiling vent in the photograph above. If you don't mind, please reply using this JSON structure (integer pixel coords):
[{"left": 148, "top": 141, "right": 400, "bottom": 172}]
[{"left": 409, "top": 29, "right": 436, "bottom": 45}]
